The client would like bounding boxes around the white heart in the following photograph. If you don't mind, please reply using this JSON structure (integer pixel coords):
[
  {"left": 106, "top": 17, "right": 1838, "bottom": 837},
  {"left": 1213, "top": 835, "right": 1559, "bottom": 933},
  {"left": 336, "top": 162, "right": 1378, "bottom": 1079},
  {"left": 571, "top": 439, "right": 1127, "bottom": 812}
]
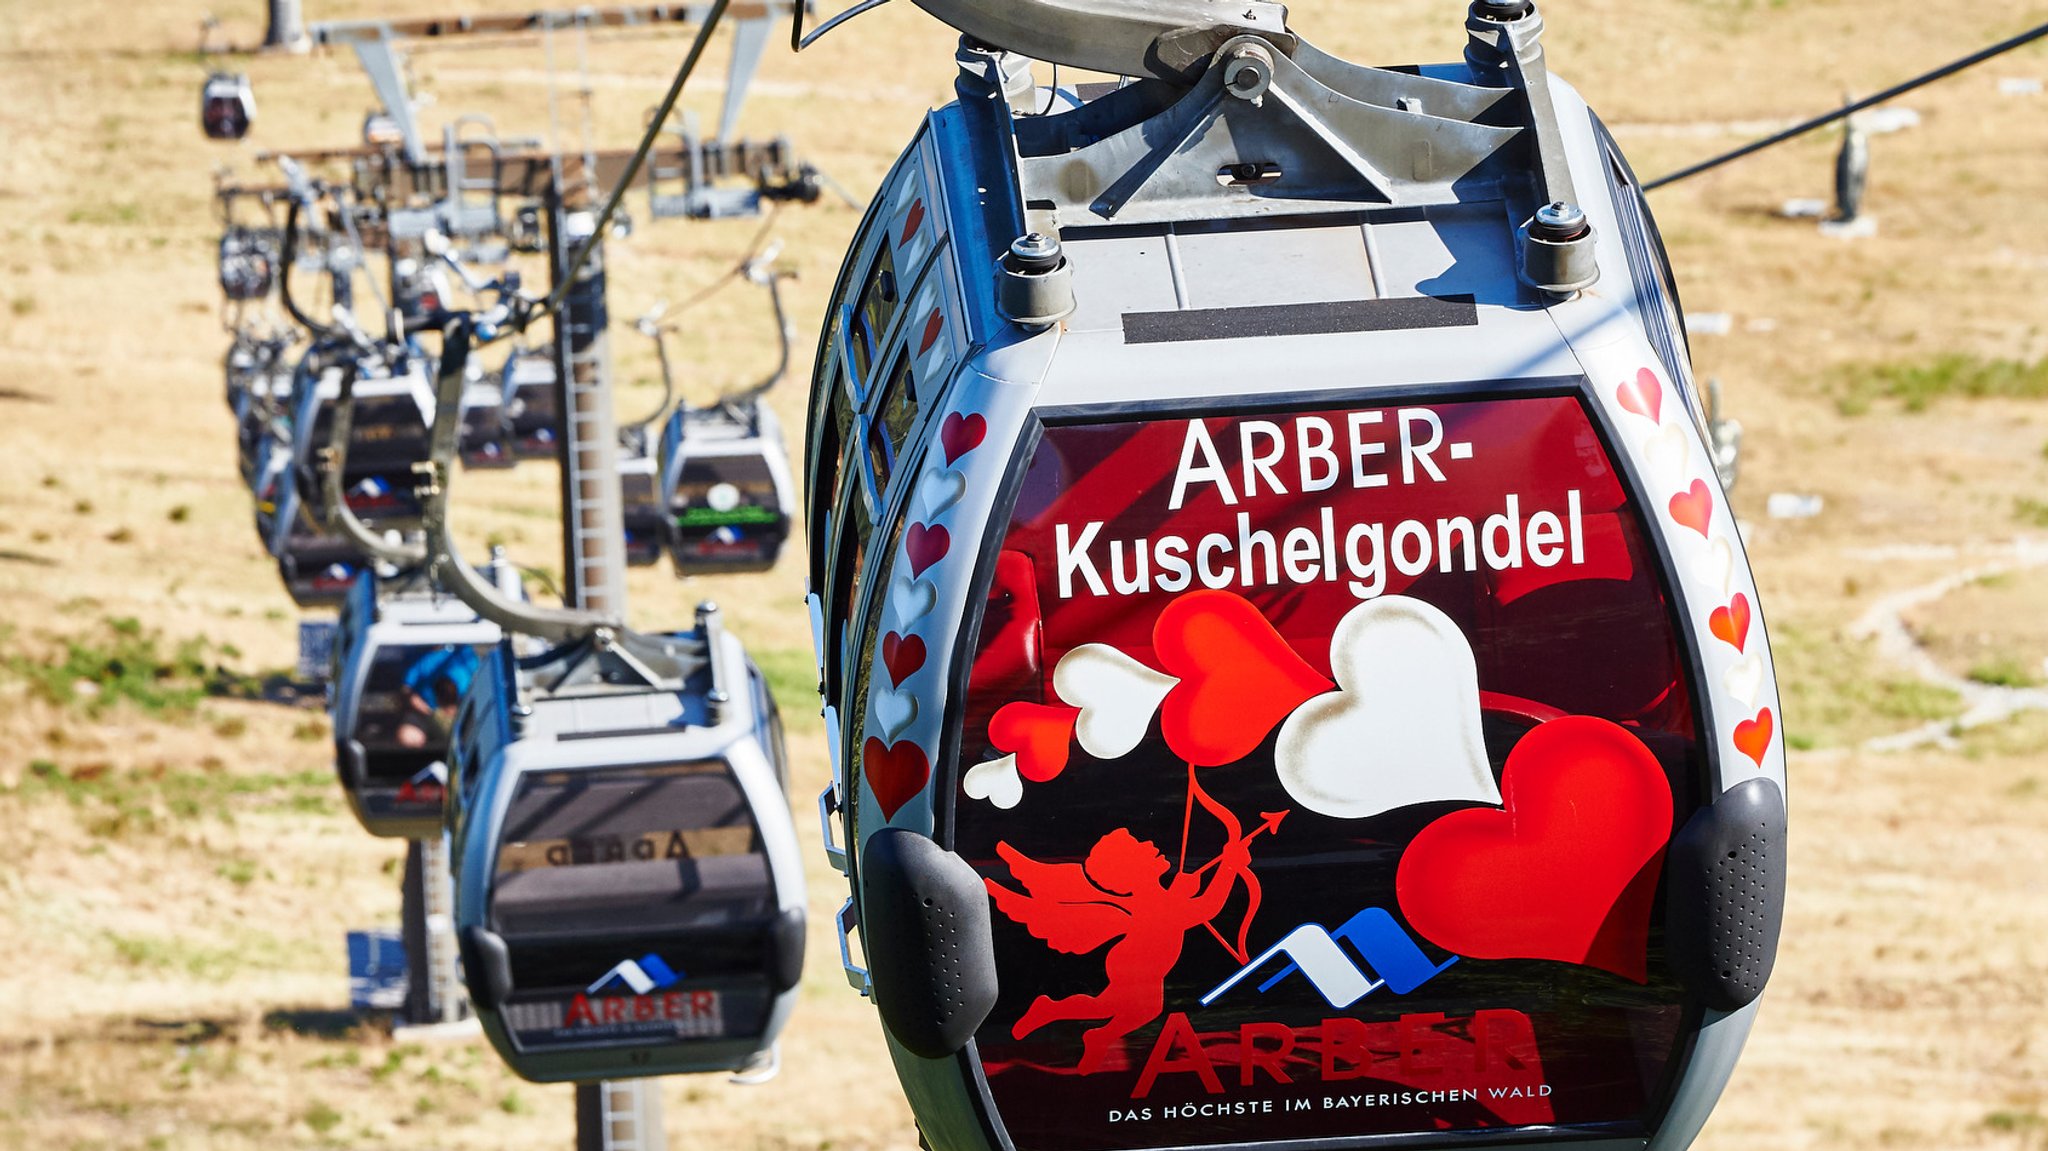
[
  {"left": 1641, "top": 423, "right": 1690, "bottom": 485},
  {"left": 889, "top": 577, "right": 938, "bottom": 625},
  {"left": 1723, "top": 655, "right": 1764, "bottom": 707},
  {"left": 875, "top": 688, "right": 919, "bottom": 742},
  {"left": 1694, "top": 539, "right": 1735, "bottom": 594},
  {"left": 1274, "top": 596, "right": 1501, "bottom": 820},
  {"left": 1052, "top": 645, "right": 1179, "bottom": 760},
  {"left": 918, "top": 468, "right": 967, "bottom": 519},
  {"left": 963, "top": 755, "right": 1023, "bottom": 810}
]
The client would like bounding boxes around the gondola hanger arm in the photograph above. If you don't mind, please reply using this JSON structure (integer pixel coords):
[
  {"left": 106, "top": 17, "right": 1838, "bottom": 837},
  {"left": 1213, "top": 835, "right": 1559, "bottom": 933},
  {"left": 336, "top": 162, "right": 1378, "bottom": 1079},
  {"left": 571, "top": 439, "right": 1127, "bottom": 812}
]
[{"left": 908, "top": 0, "right": 1293, "bottom": 82}]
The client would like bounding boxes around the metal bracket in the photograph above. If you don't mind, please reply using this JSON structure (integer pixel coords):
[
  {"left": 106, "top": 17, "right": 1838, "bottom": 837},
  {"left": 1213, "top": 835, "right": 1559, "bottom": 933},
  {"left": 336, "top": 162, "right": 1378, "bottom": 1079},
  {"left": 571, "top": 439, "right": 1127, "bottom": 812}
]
[
  {"left": 911, "top": 0, "right": 1291, "bottom": 83},
  {"left": 836, "top": 896, "right": 872, "bottom": 996},
  {"left": 818, "top": 780, "right": 849, "bottom": 874}
]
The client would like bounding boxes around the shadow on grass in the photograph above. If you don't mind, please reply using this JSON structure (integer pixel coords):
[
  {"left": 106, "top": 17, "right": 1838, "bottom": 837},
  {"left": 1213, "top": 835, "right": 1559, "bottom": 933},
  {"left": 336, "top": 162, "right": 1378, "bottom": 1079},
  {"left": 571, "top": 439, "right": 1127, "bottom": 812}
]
[
  {"left": 262, "top": 1008, "right": 363, "bottom": 1039},
  {"left": 0, "top": 1009, "right": 376, "bottom": 1055}
]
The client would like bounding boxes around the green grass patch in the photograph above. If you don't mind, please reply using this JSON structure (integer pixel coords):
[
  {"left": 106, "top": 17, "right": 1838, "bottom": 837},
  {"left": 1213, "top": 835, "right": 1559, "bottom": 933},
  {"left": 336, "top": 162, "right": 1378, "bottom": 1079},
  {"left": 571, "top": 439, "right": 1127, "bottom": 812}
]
[
  {"left": 1771, "top": 622, "right": 1965, "bottom": 748},
  {"left": 2016, "top": 498, "right": 2048, "bottom": 528},
  {"left": 6, "top": 760, "right": 334, "bottom": 837},
  {"left": 0, "top": 616, "right": 266, "bottom": 718},
  {"left": 1981, "top": 1109, "right": 2043, "bottom": 1133},
  {"left": 1834, "top": 353, "right": 2048, "bottom": 415},
  {"left": 753, "top": 646, "right": 823, "bottom": 730},
  {"left": 302, "top": 1102, "right": 344, "bottom": 1136},
  {"left": 105, "top": 927, "right": 292, "bottom": 982},
  {"left": 1967, "top": 657, "right": 2041, "bottom": 688}
]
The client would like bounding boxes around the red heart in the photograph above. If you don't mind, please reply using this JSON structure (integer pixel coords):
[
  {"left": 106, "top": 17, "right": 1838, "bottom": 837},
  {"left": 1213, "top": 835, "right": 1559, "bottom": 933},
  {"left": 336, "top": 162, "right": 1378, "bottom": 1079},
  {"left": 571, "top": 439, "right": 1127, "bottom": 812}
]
[
  {"left": 881, "top": 631, "right": 927, "bottom": 686},
  {"left": 1668, "top": 479, "right": 1714, "bottom": 538},
  {"left": 940, "top": 412, "right": 986, "bottom": 464},
  {"left": 1153, "top": 590, "right": 1331, "bottom": 767},
  {"left": 899, "top": 198, "right": 925, "bottom": 246},
  {"left": 1616, "top": 367, "right": 1663, "bottom": 424},
  {"left": 1709, "top": 593, "right": 1751, "bottom": 652},
  {"left": 864, "top": 737, "right": 930, "bottom": 820},
  {"left": 905, "top": 522, "right": 950, "bottom": 577},
  {"left": 1396, "top": 716, "right": 1673, "bottom": 983},
  {"left": 988, "top": 702, "right": 1081, "bottom": 783},
  {"left": 1734, "top": 708, "right": 1773, "bottom": 767},
  {"left": 919, "top": 309, "right": 945, "bottom": 355}
]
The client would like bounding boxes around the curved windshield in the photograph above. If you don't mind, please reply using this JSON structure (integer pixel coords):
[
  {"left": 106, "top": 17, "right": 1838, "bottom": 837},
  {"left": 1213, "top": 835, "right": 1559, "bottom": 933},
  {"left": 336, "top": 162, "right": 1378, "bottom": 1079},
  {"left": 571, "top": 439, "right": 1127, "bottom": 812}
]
[{"left": 487, "top": 760, "right": 780, "bottom": 1051}]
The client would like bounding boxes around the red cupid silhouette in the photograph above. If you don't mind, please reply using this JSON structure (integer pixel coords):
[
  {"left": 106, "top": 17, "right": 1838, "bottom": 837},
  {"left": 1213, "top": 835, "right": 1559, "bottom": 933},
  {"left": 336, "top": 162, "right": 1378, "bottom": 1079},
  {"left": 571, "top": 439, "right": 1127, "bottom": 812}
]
[{"left": 986, "top": 771, "right": 1286, "bottom": 1074}]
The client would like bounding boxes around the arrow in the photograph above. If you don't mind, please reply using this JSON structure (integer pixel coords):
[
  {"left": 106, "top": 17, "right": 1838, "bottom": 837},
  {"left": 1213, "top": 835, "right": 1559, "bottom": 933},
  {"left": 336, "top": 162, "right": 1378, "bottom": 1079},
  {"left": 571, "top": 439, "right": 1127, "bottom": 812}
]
[{"left": 1189, "top": 810, "right": 1288, "bottom": 877}]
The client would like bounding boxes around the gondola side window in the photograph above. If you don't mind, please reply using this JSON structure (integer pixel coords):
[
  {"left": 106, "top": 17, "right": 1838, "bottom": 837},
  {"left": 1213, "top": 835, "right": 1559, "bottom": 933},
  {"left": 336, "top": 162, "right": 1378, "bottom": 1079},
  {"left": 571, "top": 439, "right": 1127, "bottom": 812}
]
[
  {"left": 358, "top": 646, "right": 480, "bottom": 751},
  {"left": 1597, "top": 122, "right": 1696, "bottom": 411},
  {"left": 846, "top": 242, "right": 899, "bottom": 387},
  {"left": 824, "top": 490, "right": 873, "bottom": 701},
  {"left": 862, "top": 351, "right": 917, "bottom": 499}
]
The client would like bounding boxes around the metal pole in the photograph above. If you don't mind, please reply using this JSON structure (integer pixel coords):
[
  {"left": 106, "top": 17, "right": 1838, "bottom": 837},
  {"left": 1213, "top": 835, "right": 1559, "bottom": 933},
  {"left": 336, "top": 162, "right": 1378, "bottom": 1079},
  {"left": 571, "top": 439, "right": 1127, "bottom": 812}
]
[
  {"left": 422, "top": 833, "right": 461, "bottom": 1024},
  {"left": 263, "top": 0, "right": 311, "bottom": 53},
  {"left": 398, "top": 836, "right": 464, "bottom": 1025},
  {"left": 399, "top": 841, "right": 436, "bottom": 1024},
  {"left": 575, "top": 1081, "right": 666, "bottom": 1151},
  {"left": 544, "top": 186, "right": 628, "bottom": 615},
  {"left": 544, "top": 178, "right": 657, "bottom": 1151}
]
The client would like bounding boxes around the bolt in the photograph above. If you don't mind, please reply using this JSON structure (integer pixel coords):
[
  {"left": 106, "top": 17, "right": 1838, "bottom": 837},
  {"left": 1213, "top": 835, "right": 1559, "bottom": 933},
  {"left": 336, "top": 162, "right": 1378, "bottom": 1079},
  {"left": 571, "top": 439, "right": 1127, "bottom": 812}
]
[
  {"left": 1007, "top": 232, "right": 1062, "bottom": 275},
  {"left": 1222, "top": 41, "right": 1274, "bottom": 101},
  {"left": 1531, "top": 201, "right": 1589, "bottom": 241},
  {"left": 1475, "top": 0, "right": 1532, "bottom": 20}
]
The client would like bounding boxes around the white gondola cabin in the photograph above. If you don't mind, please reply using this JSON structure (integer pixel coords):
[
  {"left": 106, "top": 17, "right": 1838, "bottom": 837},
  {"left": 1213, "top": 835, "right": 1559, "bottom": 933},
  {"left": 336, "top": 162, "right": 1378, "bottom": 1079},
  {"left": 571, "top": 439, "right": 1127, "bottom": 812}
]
[
  {"left": 802, "top": 4, "right": 1788, "bottom": 1151},
  {"left": 201, "top": 72, "right": 255, "bottom": 141},
  {"left": 448, "top": 608, "right": 806, "bottom": 1084},
  {"left": 289, "top": 360, "right": 436, "bottom": 535},
  {"left": 330, "top": 570, "right": 513, "bottom": 839},
  {"left": 657, "top": 399, "right": 795, "bottom": 575},
  {"left": 497, "top": 348, "right": 563, "bottom": 462}
]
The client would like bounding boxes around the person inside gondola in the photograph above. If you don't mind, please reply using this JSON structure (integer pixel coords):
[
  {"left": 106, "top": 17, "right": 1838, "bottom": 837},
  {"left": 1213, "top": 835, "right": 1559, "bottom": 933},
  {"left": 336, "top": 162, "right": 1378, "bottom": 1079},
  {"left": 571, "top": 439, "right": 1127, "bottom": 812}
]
[{"left": 397, "top": 645, "right": 480, "bottom": 749}]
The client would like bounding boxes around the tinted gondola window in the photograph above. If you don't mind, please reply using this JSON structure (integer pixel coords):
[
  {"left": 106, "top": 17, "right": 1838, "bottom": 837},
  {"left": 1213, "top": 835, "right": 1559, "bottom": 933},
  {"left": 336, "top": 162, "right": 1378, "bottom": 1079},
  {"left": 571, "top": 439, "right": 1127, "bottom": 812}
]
[
  {"left": 950, "top": 392, "right": 1702, "bottom": 1150},
  {"left": 811, "top": 367, "right": 846, "bottom": 556},
  {"left": 864, "top": 352, "right": 917, "bottom": 497},
  {"left": 1597, "top": 122, "right": 1696, "bottom": 414},
  {"left": 488, "top": 762, "right": 780, "bottom": 1051},
  {"left": 358, "top": 646, "right": 483, "bottom": 752},
  {"left": 824, "top": 493, "right": 872, "bottom": 698},
  {"left": 847, "top": 244, "right": 899, "bottom": 385},
  {"left": 670, "top": 454, "right": 784, "bottom": 532}
]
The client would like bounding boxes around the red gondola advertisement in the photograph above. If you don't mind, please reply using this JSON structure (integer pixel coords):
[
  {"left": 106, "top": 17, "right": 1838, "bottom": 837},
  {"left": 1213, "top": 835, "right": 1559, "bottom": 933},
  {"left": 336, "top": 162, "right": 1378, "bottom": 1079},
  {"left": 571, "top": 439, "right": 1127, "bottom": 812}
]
[{"left": 947, "top": 390, "right": 1706, "bottom": 1149}]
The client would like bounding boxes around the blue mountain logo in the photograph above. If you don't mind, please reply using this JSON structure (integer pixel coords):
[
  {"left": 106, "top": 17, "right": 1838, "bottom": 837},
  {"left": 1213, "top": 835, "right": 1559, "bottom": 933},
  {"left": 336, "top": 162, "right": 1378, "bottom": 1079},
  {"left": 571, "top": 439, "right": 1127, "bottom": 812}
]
[{"left": 587, "top": 953, "right": 683, "bottom": 996}]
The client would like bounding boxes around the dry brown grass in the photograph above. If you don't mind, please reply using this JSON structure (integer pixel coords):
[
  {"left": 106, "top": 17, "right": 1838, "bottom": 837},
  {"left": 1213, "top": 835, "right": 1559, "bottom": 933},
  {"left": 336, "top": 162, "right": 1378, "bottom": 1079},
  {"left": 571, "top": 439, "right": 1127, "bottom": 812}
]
[{"left": 2, "top": 0, "right": 2046, "bottom": 1148}]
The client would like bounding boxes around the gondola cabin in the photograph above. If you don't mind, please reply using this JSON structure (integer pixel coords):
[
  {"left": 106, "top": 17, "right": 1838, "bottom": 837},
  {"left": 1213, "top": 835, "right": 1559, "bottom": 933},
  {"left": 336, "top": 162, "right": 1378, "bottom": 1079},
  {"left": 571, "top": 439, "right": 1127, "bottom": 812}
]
[
  {"left": 250, "top": 431, "right": 294, "bottom": 546},
  {"left": 225, "top": 332, "right": 291, "bottom": 421},
  {"left": 618, "top": 444, "right": 665, "bottom": 568},
  {"left": 219, "top": 225, "right": 280, "bottom": 302},
  {"left": 458, "top": 368, "right": 515, "bottom": 469},
  {"left": 290, "top": 360, "right": 435, "bottom": 533},
  {"left": 233, "top": 362, "right": 292, "bottom": 484},
  {"left": 657, "top": 399, "right": 795, "bottom": 575},
  {"left": 201, "top": 72, "right": 255, "bottom": 141},
  {"left": 449, "top": 610, "right": 805, "bottom": 1083},
  {"left": 262, "top": 463, "right": 374, "bottom": 608},
  {"left": 498, "top": 348, "right": 562, "bottom": 462},
  {"left": 805, "top": 5, "right": 1787, "bottom": 1151},
  {"left": 330, "top": 571, "right": 512, "bottom": 839}
]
